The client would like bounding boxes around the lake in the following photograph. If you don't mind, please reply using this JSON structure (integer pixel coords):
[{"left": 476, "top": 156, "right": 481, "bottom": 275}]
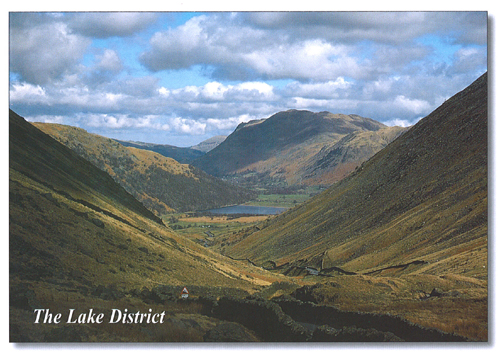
[{"left": 204, "top": 204, "right": 288, "bottom": 215}]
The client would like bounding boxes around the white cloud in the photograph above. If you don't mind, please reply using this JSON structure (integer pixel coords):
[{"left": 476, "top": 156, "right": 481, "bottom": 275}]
[
  {"left": 140, "top": 15, "right": 365, "bottom": 82},
  {"left": 236, "top": 82, "right": 274, "bottom": 95},
  {"left": 384, "top": 118, "right": 419, "bottom": 128},
  {"left": 25, "top": 115, "right": 65, "bottom": 124},
  {"left": 227, "top": 82, "right": 277, "bottom": 101},
  {"left": 140, "top": 15, "right": 212, "bottom": 71},
  {"left": 291, "top": 97, "right": 332, "bottom": 109},
  {"left": 201, "top": 82, "right": 229, "bottom": 100},
  {"left": 284, "top": 78, "right": 352, "bottom": 99},
  {"left": 9, "top": 83, "right": 47, "bottom": 103},
  {"left": 171, "top": 117, "right": 207, "bottom": 135},
  {"left": 393, "top": 95, "right": 432, "bottom": 115},
  {"left": 206, "top": 115, "right": 255, "bottom": 131},
  {"left": 83, "top": 114, "right": 170, "bottom": 131},
  {"left": 86, "top": 114, "right": 135, "bottom": 129},
  {"left": 161, "top": 81, "right": 277, "bottom": 103},
  {"left": 158, "top": 87, "right": 170, "bottom": 97},
  {"left": 95, "top": 49, "right": 122, "bottom": 72}
]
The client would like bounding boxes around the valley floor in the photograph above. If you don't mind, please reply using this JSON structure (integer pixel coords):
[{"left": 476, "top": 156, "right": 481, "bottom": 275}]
[
  {"left": 11, "top": 272, "right": 486, "bottom": 342},
  {"left": 291, "top": 273, "right": 488, "bottom": 341},
  {"left": 167, "top": 210, "right": 487, "bottom": 342}
]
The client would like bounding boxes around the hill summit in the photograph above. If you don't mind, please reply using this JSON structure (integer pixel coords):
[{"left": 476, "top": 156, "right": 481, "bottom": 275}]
[{"left": 192, "top": 110, "right": 403, "bottom": 189}]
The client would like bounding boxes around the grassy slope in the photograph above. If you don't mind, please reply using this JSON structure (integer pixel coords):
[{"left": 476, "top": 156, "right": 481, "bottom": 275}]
[
  {"left": 302, "top": 126, "right": 408, "bottom": 185},
  {"left": 33, "top": 122, "right": 255, "bottom": 215},
  {"left": 10, "top": 110, "right": 282, "bottom": 341},
  {"left": 225, "top": 72, "right": 487, "bottom": 280},
  {"left": 11, "top": 109, "right": 277, "bottom": 288}
]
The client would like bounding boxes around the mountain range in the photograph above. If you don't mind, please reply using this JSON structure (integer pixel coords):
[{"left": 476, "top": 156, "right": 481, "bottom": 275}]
[
  {"left": 115, "top": 135, "right": 226, "bottom": 163},
  {"left": 114, "top": 140, "right": 205, "bottom": 164},
  {"left": 9, "top": 109, "right": 281, "bottom": 342},
  {"left": 32, "top": 123, "right": 254, "bottom": 215},
  {"left": 192, "top": 110, "right": 406, "bottom": 189},
  {"left": 190, "top": 135, "right": 227, "bottom": 153},
  {"left": 223, "top": 72, "right": 488, "bottom": 280},
  {"left": 9, "top": 71, "right": 488, "bottom": 342}
]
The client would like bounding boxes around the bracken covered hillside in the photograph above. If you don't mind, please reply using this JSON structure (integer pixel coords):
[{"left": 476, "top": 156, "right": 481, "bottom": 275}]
[
  {"left": 302, "top": 126, "right": 408, "bottom": 185},
  {"left": 33, "top": 122, "right": 255, "bottom": 215}
]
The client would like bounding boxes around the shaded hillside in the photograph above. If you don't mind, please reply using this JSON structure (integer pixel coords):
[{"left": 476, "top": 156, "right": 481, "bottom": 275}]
[
  {"left": 190, "top": 135, "right": 227, "bottom": 153},
  {"left": 192, "top": 110, "right": 388, "bottom": 189},
  {"left": 10, "top": 110, "right": 161, "bottom": 226},
  {"left": 225, "top": 72, "right": 487, "bottom": 280},
  {"left": 115, "top": 139, "right": 204, "bottom": 164},
  {"left": 9, "top": 109, "right": 282, "bottom": 342},
  {"left": 33, "top": 123, "right": 255, "bottom": 215}
]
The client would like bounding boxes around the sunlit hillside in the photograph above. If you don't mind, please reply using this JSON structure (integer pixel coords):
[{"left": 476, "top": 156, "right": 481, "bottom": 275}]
[{"left": 33, "top": 122, "right": 255, "bottom": 215}]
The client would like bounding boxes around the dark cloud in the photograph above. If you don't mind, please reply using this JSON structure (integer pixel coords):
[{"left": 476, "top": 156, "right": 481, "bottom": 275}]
[
  {"left": 9, "top": 12, "right": 55, "bottom": 29},
  {"left": 66, "top": 12, "right": 158, "bottom": 38},
  {"left": 9, "top": 20, "right": 91, "bottom": 85},
  {"left": 242, "top": 12, "right": 487, "bottom": 45}
]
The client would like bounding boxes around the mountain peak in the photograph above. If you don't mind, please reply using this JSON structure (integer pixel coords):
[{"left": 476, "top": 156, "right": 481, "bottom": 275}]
[{"left": 192, "top": 109, "right": 390, "bottom": 188}]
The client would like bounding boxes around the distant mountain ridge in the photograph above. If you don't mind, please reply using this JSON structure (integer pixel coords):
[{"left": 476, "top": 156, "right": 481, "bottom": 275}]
[
  {"left": 192, "top": 109, "right": 401, "bottom": 189},
  {"left": 190, "top": 135, "right": 227, "bottom": 153},
  {"left": 114, "top": 135, "right": 226, "bottom": 163},
  {"left": 33, "top": 123, "right": 255, "bottom": 215},
  {"left": 115, "top": 139, "right": 205, "bottom": 164},
  {"left": 224, "top": 72, "right": 487, "bottom": 279}
]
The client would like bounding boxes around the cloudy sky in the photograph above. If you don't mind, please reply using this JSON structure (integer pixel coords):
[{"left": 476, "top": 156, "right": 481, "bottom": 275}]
[{"left": 9, "top": 11, "right": 488, "bottom": 147}]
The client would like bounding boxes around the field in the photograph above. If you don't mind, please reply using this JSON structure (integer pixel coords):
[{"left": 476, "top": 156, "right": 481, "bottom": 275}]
[
  {"left": 165, "top": 190, "right": 318, "bottom": 246},
  {"left": 164, "top": 214, "right": 267, "bottom": 246}
]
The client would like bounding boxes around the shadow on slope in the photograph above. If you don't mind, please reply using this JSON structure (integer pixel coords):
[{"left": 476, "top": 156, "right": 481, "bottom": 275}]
[
  {"left": 226, "top": 72, "right": 487, "bottom": 278},
  {"left": 33, "top": 122, "right": 256, "bottom": 215},
  {"left": 9, "top": 110, "right": 278, "bottom": 342}
]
